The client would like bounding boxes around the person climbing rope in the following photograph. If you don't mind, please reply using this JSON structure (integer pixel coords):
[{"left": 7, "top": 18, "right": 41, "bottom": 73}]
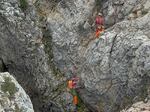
[
  {"left": 68, "top": 80, "right": 79, "bottom": 112},
  {"left": 95, "top": 12, "right": 104, "bottom": 38},
  {"left": 65, "top": 65, "right": 80, "bottom": 112},
  {"left": 83, "top": 12, "right": 105, "bottom": 47}
]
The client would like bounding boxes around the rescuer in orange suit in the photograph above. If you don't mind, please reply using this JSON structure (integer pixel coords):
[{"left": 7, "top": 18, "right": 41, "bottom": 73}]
[{"left": 95, "top": 12, "right": 104, "bottom": 38}]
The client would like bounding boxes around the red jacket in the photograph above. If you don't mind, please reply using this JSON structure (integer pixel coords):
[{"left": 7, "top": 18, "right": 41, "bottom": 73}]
[{"left": 95, "top": 16, "right": 104, "bottom": 25}]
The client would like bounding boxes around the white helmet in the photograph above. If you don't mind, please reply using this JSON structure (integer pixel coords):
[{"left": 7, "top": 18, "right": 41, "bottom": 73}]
[{"left": 98, "top": 12, "right": 102, "bottom": 16}]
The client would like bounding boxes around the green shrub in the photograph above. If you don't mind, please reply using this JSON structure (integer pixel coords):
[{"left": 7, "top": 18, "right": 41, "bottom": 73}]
[
  {"left": 1, "top": 77, "right": 17, "bottom": 96},
  {"left": 19, "top": 0, "right": 28, "bottom": 11}
]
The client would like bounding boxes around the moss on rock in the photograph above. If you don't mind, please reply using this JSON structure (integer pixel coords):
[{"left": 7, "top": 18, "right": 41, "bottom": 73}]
[
  {"left": 19, "top": 0, "right": 28, "bottom": 11},
  {"left": 1, "top": 77, "right": 17, "bottom": 96}
]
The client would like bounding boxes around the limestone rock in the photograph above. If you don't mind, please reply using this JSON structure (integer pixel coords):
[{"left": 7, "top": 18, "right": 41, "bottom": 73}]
[
  {"left": 41, "top": 0, "right": 150, "bottom": 111},
  {"left": 79, "top": 10, "right": 150, "bottom": 111},
  {"left": 101, "top": 0, "right": 150, "bottom": 27},
  {"left": 1, "top": 0, "right": 150, "bottom": 112},
  {"left": 0, "top": 72, "right": 34, "bottom": 112},
  {"left": 121, "top": 101, "right": 150, "bottom": 112},
  {"left": 0, "top": 0, "right": 64, "bottom": 112}
]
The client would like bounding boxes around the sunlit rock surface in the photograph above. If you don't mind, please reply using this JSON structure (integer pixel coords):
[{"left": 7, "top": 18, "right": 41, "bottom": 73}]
[
  {"left": 42, "top": 0, "right": 150, "bottom": 111},
  {"left": 0, "top": 0, "right": 150, "bottom": 112},
  {"left": 0, "top": 72, "right": 34, "bottom": 112},
  {"left": 121, "top": 101, "right": 150, "bottom": 112}
]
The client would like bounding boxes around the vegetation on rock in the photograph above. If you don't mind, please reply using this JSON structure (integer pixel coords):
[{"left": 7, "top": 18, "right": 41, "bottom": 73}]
[
  {"left": 19, "top": 0, "right": 28, "bottom": 11},
  {"left": 1, "top": 77, "right": 17, "bottom": 96}
]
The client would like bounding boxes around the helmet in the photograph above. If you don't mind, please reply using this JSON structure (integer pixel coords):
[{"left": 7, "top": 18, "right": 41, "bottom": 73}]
[{"left": 98, "top": 12, "right": 102, "bottom": 16}]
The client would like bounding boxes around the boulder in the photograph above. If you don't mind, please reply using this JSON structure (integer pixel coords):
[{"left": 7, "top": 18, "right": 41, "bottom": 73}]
[
  {"left": 0, "top": 72, "right": 34, "bottom": 112},
  {"left": 121, "top": 101, "right": 150, "bottom": 112}
]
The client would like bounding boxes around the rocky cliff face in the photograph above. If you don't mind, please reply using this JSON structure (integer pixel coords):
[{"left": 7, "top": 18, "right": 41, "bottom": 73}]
[
  {"left": 0, "top": 72, "right": 34, "bottom": 112},
  {"left": 81, "top": 13, "right": 150, "bottom": 111},
  {"left": 121, "top": 101, "right": 150, "bottom": 112},
  {"left": 0, "top": 0, "right": 64, "bottom": 112},
  {"left": 37, "top": 0, "right": 150, "bottom": 111},
  {"left": 0, "top": 0, "right": 150, "bottom": 112}
]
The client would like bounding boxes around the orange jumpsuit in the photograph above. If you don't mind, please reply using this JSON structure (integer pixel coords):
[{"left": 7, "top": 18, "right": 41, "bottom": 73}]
[
  {"left": 68, "top": 80, "right": 73, "bottom": 89},
  {"left": 73, "top": 95, "right": 78, "bottom": 105},
  {"left": 95, "top": 16, "right": 104, "bottom": 38},
  {"left": 95, "top": 27, "right": 104, "bottom": 38}
]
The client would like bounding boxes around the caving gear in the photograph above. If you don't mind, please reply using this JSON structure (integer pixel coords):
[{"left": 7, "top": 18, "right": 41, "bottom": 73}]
[
  {"left": 95, "top": 26, "right": 104, "bottom": 38},
  {"left": 95, "top": 13, "right": 105, "bottom": 38},
  {"left": 67, "top": 77, "right": 79, "bottom": 89},
  {"left": 68, "top": 80, "right": 73, "bottom": 89},
  {"left": 73, "top": 81, "right": 77, "bottom": 89},
  {"left": 65, "top": 66, "right": 81, "bottom": 112},
  {"left": 72, "top": 77, "right": 79, "bottom": 89},
  {"left": 95, "top": 15, "right": 104, "bottom": 27},
  {"left": 73, "top": 95, "right": 78, "bottom": 105}
]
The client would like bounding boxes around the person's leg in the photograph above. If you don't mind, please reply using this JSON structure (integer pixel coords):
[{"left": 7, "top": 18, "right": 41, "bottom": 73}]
[{"left": 74, "top": 105, "right": 78, "bottom": 112}]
